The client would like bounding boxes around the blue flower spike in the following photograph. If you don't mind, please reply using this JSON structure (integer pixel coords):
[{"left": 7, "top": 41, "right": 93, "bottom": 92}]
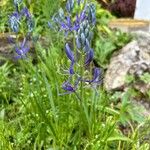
[
  {"left": 9, "top": 12, "right": 20, "bottom": 33},
  {"left": 9, "top": 0, "right": 34, "bottom": 60},
  {"left": 87, "top": 3, "right": 96, "bottom": 25},
  {"left": 47, "top": 0, "right": 103, "bottom": 96}
]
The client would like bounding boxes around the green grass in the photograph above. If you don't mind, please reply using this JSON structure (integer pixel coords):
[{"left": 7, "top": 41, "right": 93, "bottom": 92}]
[{"left": 0, "top": 44, "right": 149, "bottom": 150}]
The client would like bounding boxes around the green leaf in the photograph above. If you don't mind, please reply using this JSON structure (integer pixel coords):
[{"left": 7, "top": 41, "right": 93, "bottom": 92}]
[{"left": 107, "top": 136, "right": 132, "bottom": 142}]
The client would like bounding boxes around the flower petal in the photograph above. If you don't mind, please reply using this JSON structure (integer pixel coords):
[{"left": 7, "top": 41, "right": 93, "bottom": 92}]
[
  {"left": 65, "top": 43, "right": 75, "bottom": 62},
  {"left": 76, "top": 37, "right": 81, "bottom": 49},
  {"left": 62, "top": 82, "right": 74, "bottom": 92},
  {"left": 91, "top": 67, "right": 101, "bottom": 83},
  {"left": 23, "top": 47, "right": 30, "bottom": 53},
  {"left": 85, "top": 48, "right": 94, "bottom": 65}
]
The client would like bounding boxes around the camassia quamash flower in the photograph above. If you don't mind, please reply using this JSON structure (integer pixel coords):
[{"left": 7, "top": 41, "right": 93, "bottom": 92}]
[{"left": 14, "top": 37, "right": 30, "bottom": 59}]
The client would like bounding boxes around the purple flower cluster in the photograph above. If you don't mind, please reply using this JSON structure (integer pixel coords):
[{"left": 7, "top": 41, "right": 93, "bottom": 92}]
[
  {"left": 48, "top": 0, "right": 96, "bottom": 35},
  {"left": 9, "top": 1, "right": 34, "bottom": 33},
  {"left": 49, "top": 0, "right": 102, "bottom": 97},
  {"left": 9, "top": 0, "right": 34, "bottom": 59},
  {"left": 9, "top": 12, "right": 20, "bottom": 33}
]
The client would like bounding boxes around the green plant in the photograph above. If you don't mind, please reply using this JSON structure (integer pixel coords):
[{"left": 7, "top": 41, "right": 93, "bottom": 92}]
[
  {"left": 0, "top": 61, "right": 14, "bottom": 104},
  {"left": 140, "top": 73, "right": 150, "bottom": 99},
  {"left": 0, "top": 42, "right": 149, "bottom": 149},
  {"left": 0, "top": 0, "right": 150, "bottom": 149},
  {"left": 0, "top": 0, "right": 13, "bottom": 32},
  {"left": 94, "top": 29, "right": 132, "bottom": 68}
]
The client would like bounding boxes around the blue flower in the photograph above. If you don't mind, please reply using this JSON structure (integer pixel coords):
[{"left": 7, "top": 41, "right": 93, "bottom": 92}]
[
  {"left": 60, "top": 16, "right": 79, "bottom": 35},
  {"left": 65, "top": 43, "right": 75, "bottom": 74},
  {"left": 9, "top": 12, "right": 20, "bottom": 32},
  {"left": 48, "top": 9, "right": 65, "bottom": 31},
  {"left": 75, "top": 11, "right": 86, "bottom": 27},
  {"left": 85, "top": 48, "right": 94, "bottom": 65},
  {"left": 91, "top": 67, "right": 102, "bottom": 83},
  {"left": 62, "top": 76, "right": 81, "bottom": 93},
  {"left": 90, "top": 67, "right": 103, "bottom": 90},
  {"left": 15, "top": 37, "right": 30, "bottom": 59},
  {"left": 61, "top": 16, "right": 72, "bottom": 31},
  {"left": 48, "top": 0, "right": 102, "bottom": 96},
  {"left": 20, "top": 7, "right": 34, "bottom": 32},
  {"left": 83, "top": 67, "right": 102, "bottom": 84},
  {"left": 21, "top": 7, "right": 31, "bottom": 19},
  {"left": 62, "top": 81, "right": 75, "bottom": 92}
]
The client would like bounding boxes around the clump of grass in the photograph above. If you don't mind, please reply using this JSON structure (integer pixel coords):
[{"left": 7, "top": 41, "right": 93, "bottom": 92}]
[
  {"left": 0, "top": 45, "right": 150, "bottom": 149},
  {"left": 0, "top": 0, "right": 150, "bottom": 149}
]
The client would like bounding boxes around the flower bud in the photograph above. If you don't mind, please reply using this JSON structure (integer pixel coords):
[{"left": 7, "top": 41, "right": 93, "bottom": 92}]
[
  {"left": 81, "top": 33, "right": 86, "bottom": 45},
  {"left": 66, "top": 0, "right": 74, "bottom": 13},
  {"left": 76, "top": 37, "right": 81, "bottom": 49},
  {"left": 87, "top": 3, "right": 96, "bottom": 25},
  {"left": 9, "top": 12, "right": 20, "bottom": 32},
  {"left": 58, "top": 8, "right": 65, "bottom": 20},
  {"left": 84, "top": 28, "right": 89, "bottom": 37},
  {"left": 27, "top": 17, "right": 35, "bottom": 32}
]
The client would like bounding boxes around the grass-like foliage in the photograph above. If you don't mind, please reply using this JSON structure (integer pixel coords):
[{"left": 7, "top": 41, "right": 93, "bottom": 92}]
[
  {"left": 0, "top": 45, "right": 150, "bottom": 149},
  {"left": 0, "top": 0, "right": 150, "bottom": 150}
]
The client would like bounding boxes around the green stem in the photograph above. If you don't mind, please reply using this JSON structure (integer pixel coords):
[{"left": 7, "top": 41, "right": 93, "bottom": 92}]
[
  {"left": 83, "top": 0, "right": 87, "bottom": 8},
  {"left": 79, "top": 48, "right": 85, "bottom": 101}
]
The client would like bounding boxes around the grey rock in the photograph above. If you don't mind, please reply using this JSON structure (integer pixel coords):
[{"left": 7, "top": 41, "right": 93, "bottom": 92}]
[
  {"left": 132, "top": 100, "right": 150, "bottom": 117},
  {"left": 104, "top": 31, "right": 150, "bottom": 93}
]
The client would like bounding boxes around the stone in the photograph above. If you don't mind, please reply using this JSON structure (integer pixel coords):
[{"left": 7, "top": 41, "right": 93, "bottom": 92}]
[
  {"left": 104, "top": 31, "right": 150, "bottom": 93},
  {"left": 132, "top": 100, "right": 150, "bottom": 117},
  {"left": 134, "top": 0, "right": 150, "bottom": 20}
]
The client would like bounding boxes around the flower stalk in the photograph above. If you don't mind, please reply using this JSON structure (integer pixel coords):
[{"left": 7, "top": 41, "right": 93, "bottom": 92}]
[
  {"left": 9, "top": 0, "right": 34, "bottom": 59},
  {"left": 49, "top": 0, "right": 102, "bottom": 100}
]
